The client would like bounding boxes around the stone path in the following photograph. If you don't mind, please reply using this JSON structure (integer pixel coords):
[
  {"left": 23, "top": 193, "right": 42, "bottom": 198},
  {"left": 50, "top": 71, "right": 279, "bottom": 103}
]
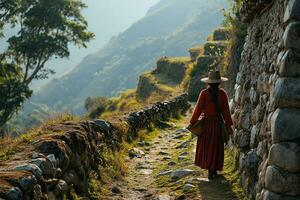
[{"left": 100, "top": 115, "right": 243, "bottom": 200}]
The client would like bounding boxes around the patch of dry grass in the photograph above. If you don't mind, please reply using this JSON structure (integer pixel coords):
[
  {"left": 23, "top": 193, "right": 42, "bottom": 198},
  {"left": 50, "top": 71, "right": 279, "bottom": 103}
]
[
  {"left": 0, "top": 113, "right": 79, "bottom": 162},
  {"left": 87, "top": 142, "right": 130, "bottom": 198},
  {"left": 189, "top": 45, "right": 204, "bottom": 53},
  {"left": 223, "top": 147, "right": 248, "bottom": 200},
  {"left": 162, "top": 56, "right": 190, "bottom": 63},
  {"left": 97, "top": 89, "right": 145, "bottom": 120},
  {"left": 180, "top": 62, "right": 195, "bottom": 90}
]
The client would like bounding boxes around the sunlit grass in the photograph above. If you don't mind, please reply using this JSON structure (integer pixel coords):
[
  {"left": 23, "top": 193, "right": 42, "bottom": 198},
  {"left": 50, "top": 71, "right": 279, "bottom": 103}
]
[
  {"left": 223, "top": 147, "right": 248, "bottom": 200},
  {"left": 162, "top": 56, "right": 190, "bottom": 63},
  {"left": 189, "top": 45, "right": 204, "bottom": 53},
  {"left": 181, "top": 62, "right": 195, "bottom": 90},
  {"left": 0, "top": 113, "right": 79, "bottom": 161}
]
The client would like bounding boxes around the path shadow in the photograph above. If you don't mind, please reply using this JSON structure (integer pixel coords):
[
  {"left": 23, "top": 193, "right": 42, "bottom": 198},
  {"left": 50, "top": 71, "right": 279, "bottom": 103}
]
[{"left": 194, "top": 175, "right": 239, "bottom": 200}]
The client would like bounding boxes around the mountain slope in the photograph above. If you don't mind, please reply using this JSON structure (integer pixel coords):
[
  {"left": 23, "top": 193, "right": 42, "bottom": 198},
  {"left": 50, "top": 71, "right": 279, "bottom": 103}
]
[
  {"left": 0, "top": 0, "right": 158, "bottom": 91},
  {"left": 33, "top": 0, "right": 228, "bottom": 113}
]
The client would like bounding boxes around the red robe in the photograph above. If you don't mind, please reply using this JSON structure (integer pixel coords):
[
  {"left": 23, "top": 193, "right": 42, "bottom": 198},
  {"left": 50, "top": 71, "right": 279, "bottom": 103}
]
[{"left": 190, "top": 88, "right": 233, "bottom": 171}]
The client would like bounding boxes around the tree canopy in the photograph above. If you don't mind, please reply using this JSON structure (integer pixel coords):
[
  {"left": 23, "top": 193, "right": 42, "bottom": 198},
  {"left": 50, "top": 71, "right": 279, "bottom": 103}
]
[{"left": 0, "top": 0, "right": 94, "bottom": 130}]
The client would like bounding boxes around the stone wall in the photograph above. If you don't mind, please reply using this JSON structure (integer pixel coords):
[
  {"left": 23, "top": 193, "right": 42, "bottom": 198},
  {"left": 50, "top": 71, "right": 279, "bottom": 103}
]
[
  {"left": 136, "top": 57, "right": 190, "bottom": 99},
  {"left": 0, "top": 94, "right": 190, "bottom": 200},
  {"left": 153, "top": 57, "right": 189, "bottom": 84},
  {"left": 232, "top": 0, "right": 300, "bottom": 199}
]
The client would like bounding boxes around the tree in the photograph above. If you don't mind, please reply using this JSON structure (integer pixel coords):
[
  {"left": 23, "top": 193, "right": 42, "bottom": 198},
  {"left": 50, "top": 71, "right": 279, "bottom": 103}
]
[
  {"left": 0, "top": 0, "right": 94, "bottom": 129},
  {"left": 0, "top": 60, "right": 32, "bottom": 131}
]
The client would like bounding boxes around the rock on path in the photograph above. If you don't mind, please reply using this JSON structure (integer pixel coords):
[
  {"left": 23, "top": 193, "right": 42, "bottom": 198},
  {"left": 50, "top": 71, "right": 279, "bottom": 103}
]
[
  {"left": 128, "top": 148, "right": 145, "bottom": 158},
  {"left": 171, "top": 169, "right": 195, "bottom": 180},
  {"left": 101, "top": 114, "right": 243, "bottom": 200}
]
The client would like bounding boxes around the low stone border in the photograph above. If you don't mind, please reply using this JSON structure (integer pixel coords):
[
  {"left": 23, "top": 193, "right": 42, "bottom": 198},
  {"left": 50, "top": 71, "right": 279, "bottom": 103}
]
[{"left": 0, "top": 94, "right": 190, "bottom": 199}]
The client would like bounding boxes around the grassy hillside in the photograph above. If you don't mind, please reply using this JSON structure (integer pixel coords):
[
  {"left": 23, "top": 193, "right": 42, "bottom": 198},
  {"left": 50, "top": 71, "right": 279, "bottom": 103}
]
[
  {"left": 0, "top": 0, "right": 158, "bottom": 91},
  {"left": 136, "top": 57, "right": 191, "bottom": 99},
  {"left": 187, "top": 27, "right": 231, "bottom": 101},
  {"left": 84, "top": 56, "right": 193, "bottom": 120},
  {"left": 31, "top": 0, "right": 228, "bottom": 114}
]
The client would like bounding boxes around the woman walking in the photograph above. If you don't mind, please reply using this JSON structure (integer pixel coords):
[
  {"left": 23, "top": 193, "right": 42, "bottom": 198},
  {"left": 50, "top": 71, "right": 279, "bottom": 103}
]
[{"left": 189, "top": 71, "right": 234, "bottom": 180}]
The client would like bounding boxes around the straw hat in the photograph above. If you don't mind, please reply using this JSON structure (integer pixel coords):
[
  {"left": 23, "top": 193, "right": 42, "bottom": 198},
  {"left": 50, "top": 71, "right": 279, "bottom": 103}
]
[{"left": 201, "top": 70, "right": 228, "bottom": 83}]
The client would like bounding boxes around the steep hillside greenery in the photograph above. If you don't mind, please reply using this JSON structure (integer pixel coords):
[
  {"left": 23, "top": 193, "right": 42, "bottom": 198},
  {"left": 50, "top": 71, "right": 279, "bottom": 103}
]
[
  {"left": 187, "top": 27, "right": 231, "bottom": 101},
  {"left": 136, "top": 57, "right": 191, "bottom": 99},
  {"left": 32, "top": 0, "right": 228, "bottom": 114},
  {"left": 0, "top": 0, "right": 94, "bottom": 130},
  {"left": 0, "top": 0, "right": 158, "bottom": 89},
  {"left": 84, "top": 56, "right": 193, "bottom": 121}
]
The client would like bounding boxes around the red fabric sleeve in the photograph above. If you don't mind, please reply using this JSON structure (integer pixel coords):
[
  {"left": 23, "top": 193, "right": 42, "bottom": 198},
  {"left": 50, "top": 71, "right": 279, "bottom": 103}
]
[
  {"left": 190, "top": 91, "right": 205, "bottom": 125},
  {"left": 221, "top": 90, "right": 233, "bottom": 127}
]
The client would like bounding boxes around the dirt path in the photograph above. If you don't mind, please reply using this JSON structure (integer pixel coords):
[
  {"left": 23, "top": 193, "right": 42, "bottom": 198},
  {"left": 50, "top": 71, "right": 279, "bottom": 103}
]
[{"left": 101, "top": 114, "right": 244, "bottom": 200}]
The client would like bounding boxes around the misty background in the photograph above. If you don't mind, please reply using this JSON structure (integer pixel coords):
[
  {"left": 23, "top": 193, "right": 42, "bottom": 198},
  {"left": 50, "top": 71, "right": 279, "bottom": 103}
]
[
  {"left": 2, "top": 0, "right": 228, "bottom": 134},
  {"left": 1, "top": 0, "right": 159, "bottom": 90}
]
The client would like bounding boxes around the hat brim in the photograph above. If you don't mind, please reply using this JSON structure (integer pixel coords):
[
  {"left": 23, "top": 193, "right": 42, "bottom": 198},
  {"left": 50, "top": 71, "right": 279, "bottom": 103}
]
[{"left": 200, "top": 77, "right": 228, "bottom": 83}]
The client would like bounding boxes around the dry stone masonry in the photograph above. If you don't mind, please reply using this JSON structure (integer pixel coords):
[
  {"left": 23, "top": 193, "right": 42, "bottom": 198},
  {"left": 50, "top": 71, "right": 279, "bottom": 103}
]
[
  {"left": 0, "top": 94, "right": 189, "bottom": 200},
  {"left": 136, "top": 57, "right": 190, "bottom": 99},
  {"left": 232, "top": 0, "right": 300, "bottom": 199}
]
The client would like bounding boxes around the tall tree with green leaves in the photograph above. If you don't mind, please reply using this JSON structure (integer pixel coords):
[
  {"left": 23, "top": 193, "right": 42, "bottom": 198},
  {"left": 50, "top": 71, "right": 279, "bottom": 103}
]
[{"left": 0, "top": 0, "right": 94, "bottom": 130}]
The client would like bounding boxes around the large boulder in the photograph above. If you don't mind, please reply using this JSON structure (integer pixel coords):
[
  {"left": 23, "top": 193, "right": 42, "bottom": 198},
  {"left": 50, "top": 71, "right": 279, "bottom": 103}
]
[
  {"left": 284, "top": 0, "right": 300, "bottom": 22},
  {"left": 282, "top": 22, "right": 300, "bottom": 51},
  {"left": 261, "top": 190, "right": 300, "bottom": 200},
  {"left": 268, "top": 143, "right": 300, "bottom": 173},
  {"left": 265, "top": 165, "right": 300, "bottom": 196},
  {"left": 273, "top": 78, "right": 300, "bottom": 108},
  {"left": 278, "top": 50, "right": 300, "bottom": 78},
  {"left": 271, "top": 109, "right": 300, "bottom": 143}
]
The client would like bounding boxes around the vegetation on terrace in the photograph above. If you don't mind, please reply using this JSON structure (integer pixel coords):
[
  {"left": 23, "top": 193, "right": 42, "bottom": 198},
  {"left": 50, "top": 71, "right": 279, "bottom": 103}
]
[
  {"left": 85, "top": 56, "right": 194, "bottom": 120},
  {"left": 0, "top": 113, "right": 79, "bottom": 163},
  {"left": 0, "top": 1, "right": 249, "bottom": 198}
]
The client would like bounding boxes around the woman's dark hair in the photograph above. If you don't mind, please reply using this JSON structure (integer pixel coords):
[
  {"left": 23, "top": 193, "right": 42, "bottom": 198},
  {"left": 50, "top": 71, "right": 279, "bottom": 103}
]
[{"left": 208, "top": 83, "right": 220, "bottom": 108}]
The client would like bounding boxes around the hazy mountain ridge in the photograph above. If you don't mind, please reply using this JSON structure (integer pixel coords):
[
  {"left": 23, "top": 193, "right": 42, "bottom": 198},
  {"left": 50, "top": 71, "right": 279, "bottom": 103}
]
[
  {"left": 32, "top": 0, "right": 228, "bottom": 114},
  {"left": 0, "top": 0, "right": 158, "bottom": 87}
]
